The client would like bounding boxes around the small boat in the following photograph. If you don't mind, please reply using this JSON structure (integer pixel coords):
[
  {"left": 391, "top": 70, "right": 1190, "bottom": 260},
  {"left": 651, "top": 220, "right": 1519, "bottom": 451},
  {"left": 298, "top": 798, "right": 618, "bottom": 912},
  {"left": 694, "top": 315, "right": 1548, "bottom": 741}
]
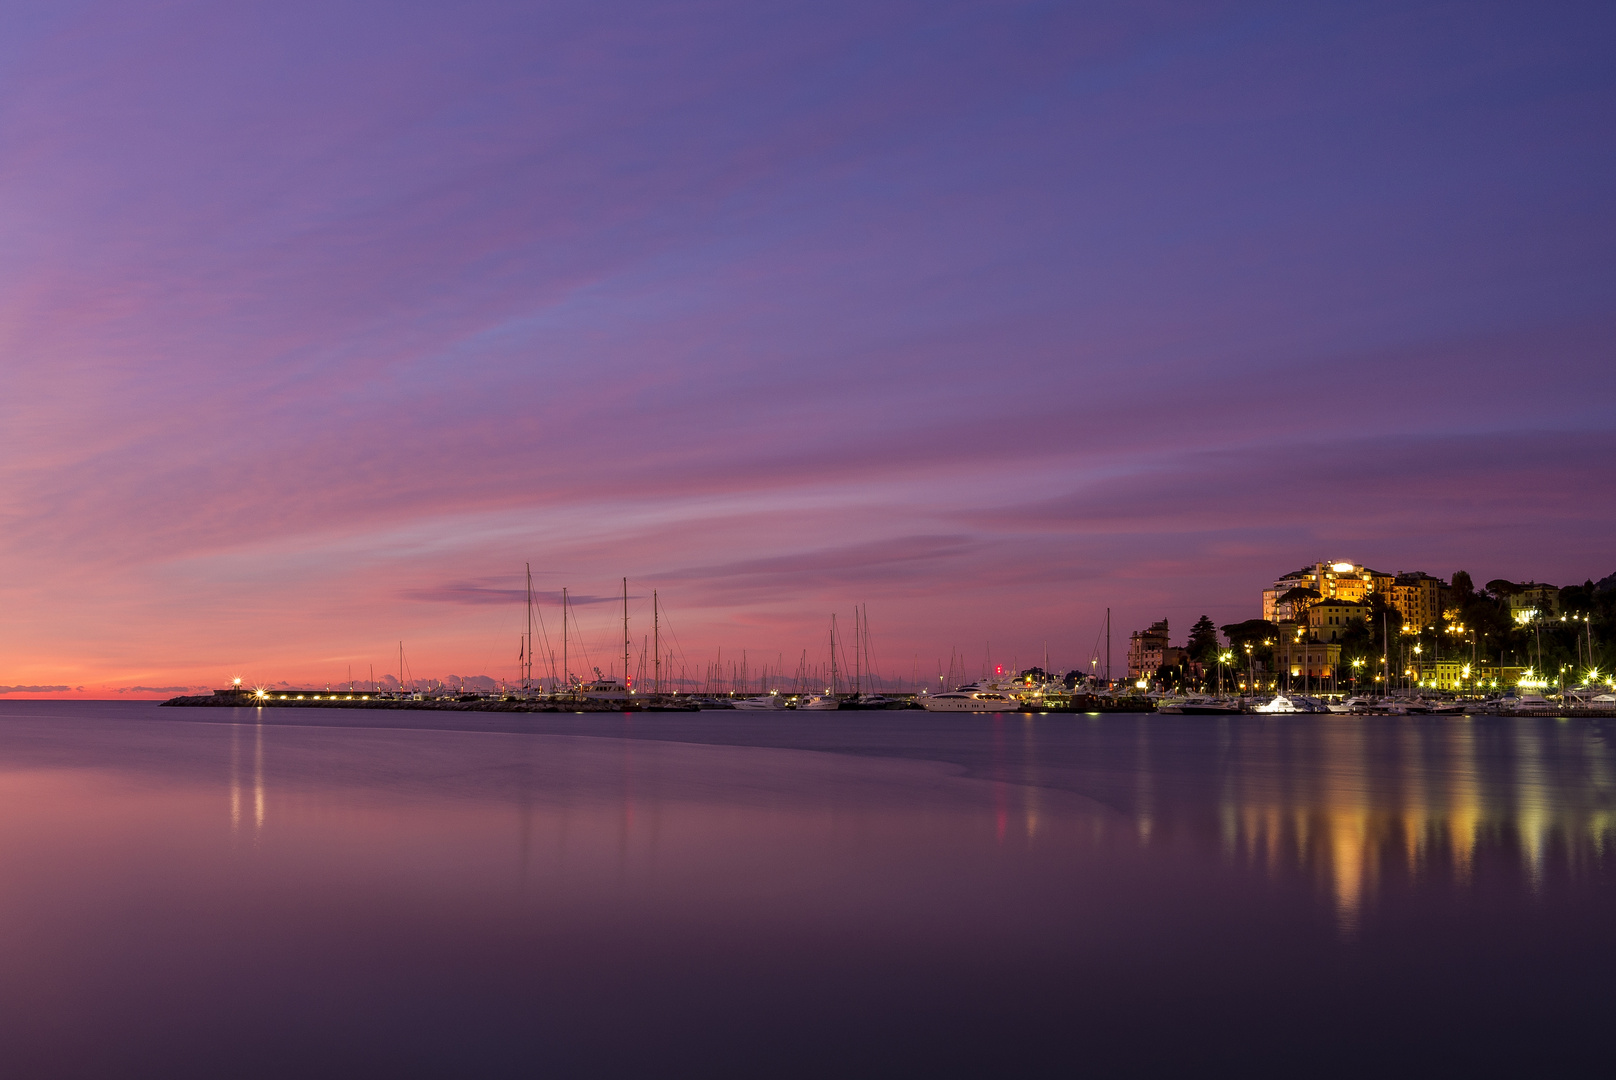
[{"left": 797, "top": 694, "right": 841, "bottom": 710}]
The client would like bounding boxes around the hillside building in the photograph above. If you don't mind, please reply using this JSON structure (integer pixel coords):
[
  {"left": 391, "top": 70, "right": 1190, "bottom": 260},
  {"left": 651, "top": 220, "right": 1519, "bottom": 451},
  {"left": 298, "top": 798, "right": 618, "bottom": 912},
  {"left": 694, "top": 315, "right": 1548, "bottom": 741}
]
[
  {"left": 1126, "top": 619, "right": 1187, "bottom": 678},
  {"left": 1308, "top": 597, "right": 1369, "bottom": 642},
  {"left": 1262, "top": 561, "right": 1393, "bottom": 621},
  {"left": 1391, "top": 572, "right": 1450, "bottom": 630}
]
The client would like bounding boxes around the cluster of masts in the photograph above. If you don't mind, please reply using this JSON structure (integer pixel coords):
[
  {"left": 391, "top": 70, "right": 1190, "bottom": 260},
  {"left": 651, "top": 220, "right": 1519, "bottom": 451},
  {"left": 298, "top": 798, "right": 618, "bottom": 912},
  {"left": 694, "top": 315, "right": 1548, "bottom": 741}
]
[
  {"left": 511, "top": 567, "right": 894, "bottom": 699},
  {"left": 251, "top": 569, "right": 1111, "bottom": 699}
]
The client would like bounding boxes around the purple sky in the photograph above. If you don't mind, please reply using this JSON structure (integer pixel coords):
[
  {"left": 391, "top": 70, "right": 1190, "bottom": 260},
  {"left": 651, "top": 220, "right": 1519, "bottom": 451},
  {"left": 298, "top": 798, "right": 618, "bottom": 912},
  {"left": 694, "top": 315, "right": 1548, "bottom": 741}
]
[{"left": 3, "top": 0, "right": 1613, "bottom": 694}]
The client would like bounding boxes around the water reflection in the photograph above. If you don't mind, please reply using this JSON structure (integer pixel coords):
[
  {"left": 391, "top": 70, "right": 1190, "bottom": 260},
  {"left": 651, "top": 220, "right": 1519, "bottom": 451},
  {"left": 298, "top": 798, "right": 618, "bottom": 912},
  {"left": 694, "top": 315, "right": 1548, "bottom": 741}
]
[
  {"left": 228, "top": 716, "right": 267, "bottom": 835},
  {"left": 1208, "top": 717, "right": 1615, "bottom": 929}
]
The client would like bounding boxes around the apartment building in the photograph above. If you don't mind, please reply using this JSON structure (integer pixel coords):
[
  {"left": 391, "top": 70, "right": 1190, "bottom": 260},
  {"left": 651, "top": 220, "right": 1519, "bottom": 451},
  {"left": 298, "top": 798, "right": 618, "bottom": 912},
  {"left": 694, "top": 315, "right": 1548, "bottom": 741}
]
[{"left": 1392, "top": 572, "right": 1449, "bottom": 629}]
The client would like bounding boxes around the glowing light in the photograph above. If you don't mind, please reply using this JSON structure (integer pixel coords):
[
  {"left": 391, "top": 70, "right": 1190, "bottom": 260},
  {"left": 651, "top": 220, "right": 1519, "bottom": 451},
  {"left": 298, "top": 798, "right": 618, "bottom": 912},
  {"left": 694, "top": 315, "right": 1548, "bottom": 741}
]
[
  {"left": 232, "top": 677, "right": 242, "bottom": 686},
  {"left": 1331, "top": 562, "right": 1354, "bottom": 573}
]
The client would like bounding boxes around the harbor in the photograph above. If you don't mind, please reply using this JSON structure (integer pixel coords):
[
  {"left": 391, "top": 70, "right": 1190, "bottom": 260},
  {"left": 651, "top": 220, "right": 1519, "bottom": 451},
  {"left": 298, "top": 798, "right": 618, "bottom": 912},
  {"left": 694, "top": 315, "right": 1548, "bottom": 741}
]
[{"left": 164, "top": 681, "right": 1615, "bottom": 718}]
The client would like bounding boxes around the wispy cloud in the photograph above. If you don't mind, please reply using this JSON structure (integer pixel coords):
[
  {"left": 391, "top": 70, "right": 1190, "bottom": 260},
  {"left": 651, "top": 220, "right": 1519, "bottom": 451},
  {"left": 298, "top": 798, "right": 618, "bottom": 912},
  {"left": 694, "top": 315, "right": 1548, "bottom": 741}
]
[{"left": 401, "top": 582, "right": 619, "bottom": 606}]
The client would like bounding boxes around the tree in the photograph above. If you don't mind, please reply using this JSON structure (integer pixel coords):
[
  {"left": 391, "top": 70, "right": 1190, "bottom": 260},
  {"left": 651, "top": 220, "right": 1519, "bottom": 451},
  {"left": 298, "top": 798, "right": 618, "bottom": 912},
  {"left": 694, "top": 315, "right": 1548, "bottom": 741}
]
[
  {"left": 1187, "top": 615, "right": 1219, "bottom": 664},
  {"left": 1452, "top": 570, "right": 1474, "bottom": 604},
  {"left": 1221, "top": 619, "right": 1278, "bottom": 688},
  {"left": 1219, "top": 619, "right": 1276, "bottom": 649}
]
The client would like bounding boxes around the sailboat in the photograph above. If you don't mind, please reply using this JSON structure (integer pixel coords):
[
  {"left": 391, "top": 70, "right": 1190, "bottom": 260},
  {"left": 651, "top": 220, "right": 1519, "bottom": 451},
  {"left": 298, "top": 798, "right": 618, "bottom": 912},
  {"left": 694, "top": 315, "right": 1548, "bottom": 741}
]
[{"left": 798, "top": 615, "right": 843, "bottom": 709}]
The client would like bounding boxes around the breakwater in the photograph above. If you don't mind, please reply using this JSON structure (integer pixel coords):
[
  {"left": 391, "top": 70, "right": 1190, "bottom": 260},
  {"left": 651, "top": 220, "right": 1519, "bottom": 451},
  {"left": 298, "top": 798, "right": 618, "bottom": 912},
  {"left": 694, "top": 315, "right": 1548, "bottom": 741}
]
[
  {"left": 161, "top": 690, "right": 1159, "bottom": 713},
  {"left": 163, "top": 693, "right": 692, "bottom": 713}
]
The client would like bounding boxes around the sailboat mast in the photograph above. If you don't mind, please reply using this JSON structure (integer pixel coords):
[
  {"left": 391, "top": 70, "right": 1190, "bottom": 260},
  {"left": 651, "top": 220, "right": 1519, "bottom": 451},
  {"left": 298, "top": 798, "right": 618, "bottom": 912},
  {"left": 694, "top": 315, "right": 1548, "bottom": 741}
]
[
  {"left": 562, "top": 587, "right": 569, "bottom": 695},
  {"left": 1105, "top": 608, "right": 1111, "bottom": 684},
  {"left": 623, "top": 577, "right": 630, "bottom": 689},
  {"left": 853, "top": 607, "right": 861, "bottom": 695},
  {"left": 525, "top": 563, "right": 534, "bottom": 691},
  {"left": 830, "top": 615, "right": 839, "bottom": 695},
  {"left": 653, "top": 590, "right": 660, "bottom": 695}
]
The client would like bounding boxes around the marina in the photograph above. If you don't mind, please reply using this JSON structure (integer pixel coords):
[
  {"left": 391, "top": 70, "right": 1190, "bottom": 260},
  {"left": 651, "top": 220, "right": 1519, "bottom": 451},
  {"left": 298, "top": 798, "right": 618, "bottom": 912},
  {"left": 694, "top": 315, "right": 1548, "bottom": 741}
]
[{"left": 164, "top": 684, "right": 1616, "bottom": 718}]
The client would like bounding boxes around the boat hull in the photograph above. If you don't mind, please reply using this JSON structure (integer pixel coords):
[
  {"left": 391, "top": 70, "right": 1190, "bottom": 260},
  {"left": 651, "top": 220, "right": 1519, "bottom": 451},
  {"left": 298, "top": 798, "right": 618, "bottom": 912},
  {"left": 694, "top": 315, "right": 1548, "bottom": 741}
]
[{"left": 920, "top": 698, "right": 1019, "bottom": 712}]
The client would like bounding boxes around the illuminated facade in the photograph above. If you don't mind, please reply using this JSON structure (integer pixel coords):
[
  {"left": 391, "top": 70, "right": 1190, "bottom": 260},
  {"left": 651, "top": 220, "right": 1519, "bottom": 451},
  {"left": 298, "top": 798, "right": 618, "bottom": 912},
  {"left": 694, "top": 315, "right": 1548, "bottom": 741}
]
[
  {"left": 1392, "top": 572, "right": 1449, "bottom": 629},
  {"left": 1127, "top": 620, "right": 1167, "bottom": 677},
  {"left": 1262, "top": 561, "right": 1392, "bottom": 621},
  {"left": 1275, "top": 634, "right": 1341, "bottom": 679},
  {"left": 1426, "top": 660, "right": 1527, "bottom": 690},
  {"left": 1504, "top": 582, "right": 1560, "bottom": 620},
  {"left": 1308, "top": 597, "right": 1369, "bottom": 642},
  {"left": 1273, "top": 586, "right": 1321, "bottom": 623},
  {"left": 1126, "top": 619, "right": 1185, "bottom": 677}
]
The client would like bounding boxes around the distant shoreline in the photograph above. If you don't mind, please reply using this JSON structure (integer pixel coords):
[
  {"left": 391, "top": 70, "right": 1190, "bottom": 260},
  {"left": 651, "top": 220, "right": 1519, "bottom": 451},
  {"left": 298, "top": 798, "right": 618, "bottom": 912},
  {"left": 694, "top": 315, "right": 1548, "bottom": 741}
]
[{"left": 161, "top": 692, "right": 1159, "bottom": 714}]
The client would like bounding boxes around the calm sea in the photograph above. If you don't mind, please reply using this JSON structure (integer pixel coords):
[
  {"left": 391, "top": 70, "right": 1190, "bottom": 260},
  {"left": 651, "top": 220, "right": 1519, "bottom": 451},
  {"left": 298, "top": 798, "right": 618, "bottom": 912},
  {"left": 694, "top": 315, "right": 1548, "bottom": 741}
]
[{"left": 0, "top": 701, "right": 1610, "bottom": 1077}]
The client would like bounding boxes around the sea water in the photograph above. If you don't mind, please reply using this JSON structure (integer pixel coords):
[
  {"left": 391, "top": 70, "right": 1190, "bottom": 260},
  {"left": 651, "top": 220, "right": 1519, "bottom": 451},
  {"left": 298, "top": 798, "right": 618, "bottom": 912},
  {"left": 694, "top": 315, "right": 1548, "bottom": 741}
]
[{"left": 0, "top": 701, "right": 1610, "bottom": 1076}]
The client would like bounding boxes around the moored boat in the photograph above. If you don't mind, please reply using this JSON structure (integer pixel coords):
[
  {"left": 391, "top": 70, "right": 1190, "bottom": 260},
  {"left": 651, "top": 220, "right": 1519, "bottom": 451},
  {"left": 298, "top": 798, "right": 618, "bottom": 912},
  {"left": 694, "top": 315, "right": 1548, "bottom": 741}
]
[
  {"left": 920, "top": 684, "right": 1020, "bottom": 712},
  {"left": 732, "top": 693, "right": 787, "bottom": 710}
]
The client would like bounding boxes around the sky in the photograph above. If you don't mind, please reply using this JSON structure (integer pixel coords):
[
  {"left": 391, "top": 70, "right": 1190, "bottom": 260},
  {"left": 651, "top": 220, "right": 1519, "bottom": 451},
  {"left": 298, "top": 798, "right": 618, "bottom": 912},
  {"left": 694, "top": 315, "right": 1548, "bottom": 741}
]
[{"left": 2, "top": 0, "right": 1613, "bottom": 695}]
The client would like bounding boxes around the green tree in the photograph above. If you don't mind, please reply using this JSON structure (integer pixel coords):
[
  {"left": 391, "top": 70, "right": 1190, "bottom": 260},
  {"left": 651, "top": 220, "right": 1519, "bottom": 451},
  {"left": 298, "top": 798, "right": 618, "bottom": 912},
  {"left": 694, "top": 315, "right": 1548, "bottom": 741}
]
[{"left": 1187, "top": 615, "right": 1219, "bottom": 664}]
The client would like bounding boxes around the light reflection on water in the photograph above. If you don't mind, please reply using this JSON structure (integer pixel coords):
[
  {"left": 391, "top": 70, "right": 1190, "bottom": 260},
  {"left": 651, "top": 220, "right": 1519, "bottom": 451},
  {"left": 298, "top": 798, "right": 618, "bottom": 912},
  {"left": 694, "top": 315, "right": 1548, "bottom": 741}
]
[
  {"left": 1204, "top": 717, "right": 1614, "bottom": 929},
  {"left": 0, "top": 703, "right": 1610, "bottom": 1076}
]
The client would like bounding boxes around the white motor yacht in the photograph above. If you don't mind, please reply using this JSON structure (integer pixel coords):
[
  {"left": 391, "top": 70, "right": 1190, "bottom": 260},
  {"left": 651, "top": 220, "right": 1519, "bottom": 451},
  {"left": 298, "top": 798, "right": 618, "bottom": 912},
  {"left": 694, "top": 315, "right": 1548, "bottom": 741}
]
[
  {"left": 920, "top": 684, "right": 1020, "bottom": 712},
  {"left": 577, "top": 671, "right": 629, "bottom": 701},
  {"left": 797, "top": 694, "right": 841, "bottom": 710},
  {"left": 732, "top": 693, "right": 787, "bottom": 711},
  {"left": 1255, "top": 694, "right": 1327, "bottom": 714}
]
